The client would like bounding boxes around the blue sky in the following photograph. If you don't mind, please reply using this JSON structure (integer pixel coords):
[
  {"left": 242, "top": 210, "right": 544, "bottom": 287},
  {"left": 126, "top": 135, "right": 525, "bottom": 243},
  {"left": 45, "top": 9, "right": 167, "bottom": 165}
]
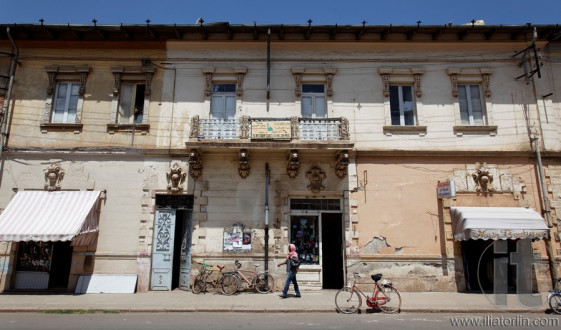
[{"left": 1, "top": 0, "right": 560, "bottom": 26}]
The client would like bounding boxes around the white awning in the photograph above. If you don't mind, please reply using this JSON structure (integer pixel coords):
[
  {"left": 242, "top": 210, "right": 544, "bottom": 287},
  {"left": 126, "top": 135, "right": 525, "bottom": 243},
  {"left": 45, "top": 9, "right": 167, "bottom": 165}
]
[
  {"left": 0, "top": 190, "right": 101, "bottom": 246},
  {"left": 450, "top": 206, "right": 549, "bottom": 241}
]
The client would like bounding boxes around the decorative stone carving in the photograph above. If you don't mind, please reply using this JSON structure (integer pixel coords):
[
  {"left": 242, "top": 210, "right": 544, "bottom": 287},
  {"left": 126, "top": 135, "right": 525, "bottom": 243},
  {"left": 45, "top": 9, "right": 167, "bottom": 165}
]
[
  {"left": 326, "top": 73, "right": 334, "bottom": 97},
  {"left": 472, "top": 162, "right": 494, "bottom": 195},
  {"left": 340, "top": 117, "right": 350, "bottom": 140},
  {"left": 306, "top": 164, "right": 326, "bottom": 193},
  {"left": 240, "top": 116, "right": 250, "bottom": 139},
  {"left": 291, "top": 116, "right": 299, "bottom": 140},
  {"left": 238, "top": 149, "right": 250, "bottom": 179},
  {"left": 189, "top": 115, "right": 200, "bottom": 139},
  {"left": 293, "top": 73, "right": 302, "bottom": 97},
  {"left": 44, "top": 164, "right": 64, "bottom": 191},
  {"left": 188, "top": 149, "right": 203, "bottom": 179},
  {"left": 335, "top": 150, "right": 350, "bottom": 179},
  {"left": 167, "top": 162, "right": 187, "bottom": 192},
  {"left": 449, "top": 74, "right": 458, "bottom": 97},
  {"left": 381, "top": 73, "right": 390, "bottom": 97},
  {"left": 287, "top": 149, "right": 300, "bottom": 179}
]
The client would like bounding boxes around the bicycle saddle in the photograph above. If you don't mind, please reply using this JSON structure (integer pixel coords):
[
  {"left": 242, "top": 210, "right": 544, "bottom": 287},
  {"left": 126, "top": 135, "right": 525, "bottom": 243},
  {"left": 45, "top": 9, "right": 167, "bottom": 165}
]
[{"left": 371, "top": 274, "right": 383, "bottom": 282}]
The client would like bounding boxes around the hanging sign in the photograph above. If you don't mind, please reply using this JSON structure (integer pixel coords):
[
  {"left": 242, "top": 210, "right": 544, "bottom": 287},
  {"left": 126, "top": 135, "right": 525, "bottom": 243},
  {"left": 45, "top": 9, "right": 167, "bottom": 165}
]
[
  {"left": 251, "top": 121, "right": 291, "bottom": 140},
  {"left": 437, "top": 180, "right": 456, "bottom": 199}
]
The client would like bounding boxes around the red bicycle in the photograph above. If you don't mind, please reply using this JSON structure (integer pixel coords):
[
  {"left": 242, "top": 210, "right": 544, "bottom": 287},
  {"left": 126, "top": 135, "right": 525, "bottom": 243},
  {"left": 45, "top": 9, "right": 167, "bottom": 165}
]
[{"left": 335, "top": 272, "right": 401, "bottom": 314}]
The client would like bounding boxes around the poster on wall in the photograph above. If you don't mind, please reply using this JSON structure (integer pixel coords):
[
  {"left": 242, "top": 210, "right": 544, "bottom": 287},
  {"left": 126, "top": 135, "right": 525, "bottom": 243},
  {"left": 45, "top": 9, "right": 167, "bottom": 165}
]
[{"left": 223, "top": 224, "right": 252, "bottom": 252}]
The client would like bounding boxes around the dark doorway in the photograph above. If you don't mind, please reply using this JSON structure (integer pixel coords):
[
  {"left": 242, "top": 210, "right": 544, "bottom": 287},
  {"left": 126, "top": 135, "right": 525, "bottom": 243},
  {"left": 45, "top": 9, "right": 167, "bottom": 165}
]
[
  {"left": 48, "top": 241, "right": 73, "bottom": 289},
  {"left": 172, "top": 210, "right": 190, "bottom": 290},
  {"left": 462, "top": 239, "right": 519, "bottom": 292},
  {"left": 321, "top": 213, "right": 344, "bottom": 289}
]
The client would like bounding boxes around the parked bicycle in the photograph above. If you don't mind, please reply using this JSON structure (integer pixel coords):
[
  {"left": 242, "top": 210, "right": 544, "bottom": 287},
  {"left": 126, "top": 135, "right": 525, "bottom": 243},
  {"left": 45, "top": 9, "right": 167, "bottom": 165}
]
[
  {"left": 229, "top": 260, "right": 274, "bottom": 294},
  {"left": 335, "top": 272, "right": 401, "bottom": 314},
  {"left": 192, "top": 262, "right": 238, "bottom": 295},
  {"left": 547, "top": 278, "right": 561, "bottom": 315}
]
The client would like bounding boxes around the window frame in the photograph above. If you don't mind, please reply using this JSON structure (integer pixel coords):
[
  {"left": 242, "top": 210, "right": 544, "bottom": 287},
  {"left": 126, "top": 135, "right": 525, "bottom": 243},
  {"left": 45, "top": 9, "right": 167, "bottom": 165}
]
[
  {"left": 41, "top": 65, "right": 90, "bottom": 133},
  {"left": 210, "top": 83, "right": 237, "bottom": 120},
  {"left": 107, "top": 65, "right": 155, "bottom": 134},
  {"left": 117, "top": 82, "right": 146, "bottom": 125},
  {"left": 389, "top": 84, "right": 416, "bottom": 126},
  {"left": 301, "top": 83, "right": 327, "bottom": 118},
  {"left": 378, "top": 68, "right": 426, "bottom": 136},
  {"left": 458, "top": 84, "right": 485, "bottom": 126},
  {"left": 446, "top": 68, "right": 497, "bottom": 136},
  {"left": 51, "top": 81, "right": 81, "bottom": 124}
]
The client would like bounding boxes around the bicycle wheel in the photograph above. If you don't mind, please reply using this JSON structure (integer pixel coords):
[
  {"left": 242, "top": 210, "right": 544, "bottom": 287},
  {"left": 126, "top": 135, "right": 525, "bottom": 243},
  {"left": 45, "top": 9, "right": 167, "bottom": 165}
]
[
  {"left": 549, "top": 293, "right": 561, "bottom": 315},
  {"left": 221, "top": 273, "right": 240, "bottom": 295},
  {"left": 335, "top": 287, "right": 361, "bottom": 314},
  {"left": 375, "top": 286, "right": 401, "bottom": 313},
  {"left": 192, "top": 275, "right": 206, "bottom": 294},
  {"left": 255, "top": 273, "right": 274, "bottom": 293}
]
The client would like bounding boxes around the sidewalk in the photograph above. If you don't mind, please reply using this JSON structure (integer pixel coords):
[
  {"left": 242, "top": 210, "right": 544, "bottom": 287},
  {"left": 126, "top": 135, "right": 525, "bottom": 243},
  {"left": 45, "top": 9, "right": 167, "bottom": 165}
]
[{"left": 0, "top": 290, "right": 553, "bottom": 313}]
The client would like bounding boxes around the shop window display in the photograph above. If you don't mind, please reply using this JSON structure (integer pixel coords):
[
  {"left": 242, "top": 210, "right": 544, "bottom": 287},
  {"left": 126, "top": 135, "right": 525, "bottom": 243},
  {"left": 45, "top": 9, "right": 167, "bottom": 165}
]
[
  {"left": 290, "top": 216, "right": 319, "bottom": 265},
  {"left": 16, "top": 241, "right": 52, "bottom": 272}
]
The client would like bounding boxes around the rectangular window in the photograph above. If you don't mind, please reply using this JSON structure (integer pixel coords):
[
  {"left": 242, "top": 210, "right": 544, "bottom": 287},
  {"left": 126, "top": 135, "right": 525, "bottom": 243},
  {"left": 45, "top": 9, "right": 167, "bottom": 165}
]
[
  {"left": 290, "top": 216, "right": 319, "bottom": 265},
  {"left": 118, "top": 83, "right": 145, "bottom": 124},
  {"left": 389, "top": 85, "right": 415, "bottom": 126},
  {"left": 301, "top": 84, "right": 326, "bottom": 118},
  {"left": 458, "top": 84, "right": 485, "bottom": 125},
  {"left": 52, "top": 82, "right": 80, "bottom": 123},
  {"left": 211, "top": 83, "right": 236, "bottom": 119}
]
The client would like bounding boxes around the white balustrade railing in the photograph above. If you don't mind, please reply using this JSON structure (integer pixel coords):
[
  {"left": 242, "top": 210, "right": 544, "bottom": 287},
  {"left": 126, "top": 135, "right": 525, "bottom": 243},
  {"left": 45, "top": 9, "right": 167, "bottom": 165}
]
[
  {"left": 299, "top": 119, "right": 340, "bottom": 140},
  {"left": 199, "top": 119, "right": 239, "bottom": 139},
  {"left": 196, "top": 118, "right": 345, "bottom": 140}
]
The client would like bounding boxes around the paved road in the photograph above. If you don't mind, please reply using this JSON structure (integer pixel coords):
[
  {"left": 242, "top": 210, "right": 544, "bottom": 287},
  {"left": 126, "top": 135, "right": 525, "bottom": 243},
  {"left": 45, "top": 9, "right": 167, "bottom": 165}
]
[{"left": 0, "top": 312, "right": 559, "bottom": 330}]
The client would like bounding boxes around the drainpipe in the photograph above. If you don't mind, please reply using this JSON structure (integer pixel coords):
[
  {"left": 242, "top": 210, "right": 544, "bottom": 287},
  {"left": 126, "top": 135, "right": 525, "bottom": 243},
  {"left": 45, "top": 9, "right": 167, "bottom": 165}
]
[
  {"left": 0, "top": 27, "right": 19, "bottom": 153},
  {"left": 264, "top": 163, "right": 270, "bottom": 274},
  {"left": 533, "top": 136, "right": 559, "bottom": 282}
]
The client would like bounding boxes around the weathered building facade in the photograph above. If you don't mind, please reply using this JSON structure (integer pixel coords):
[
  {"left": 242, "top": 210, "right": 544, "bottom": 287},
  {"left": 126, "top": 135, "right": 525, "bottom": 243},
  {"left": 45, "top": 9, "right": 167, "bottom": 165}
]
[{"left": 0, "top": 22, "right": 559, "bottom": 293}]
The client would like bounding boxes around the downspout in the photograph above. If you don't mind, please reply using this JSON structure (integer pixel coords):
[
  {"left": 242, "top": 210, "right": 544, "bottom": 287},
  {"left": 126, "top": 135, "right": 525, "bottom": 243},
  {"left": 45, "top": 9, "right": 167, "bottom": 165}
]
[
  {"left": 0, "top": 27, "right": 19, "bottom": 153},
  {"left": 264, "top": 163, "right": 270, "bottom": 275},
  {"left": 533, "top": 136, "right": 558, "bottom": 283}
]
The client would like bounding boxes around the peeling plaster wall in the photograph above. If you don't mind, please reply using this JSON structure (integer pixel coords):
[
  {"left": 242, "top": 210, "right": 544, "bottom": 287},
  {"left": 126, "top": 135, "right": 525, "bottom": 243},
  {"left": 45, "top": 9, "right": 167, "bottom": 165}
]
[{"left": 350, "top": 157, "right": 554, "bottom": 292}]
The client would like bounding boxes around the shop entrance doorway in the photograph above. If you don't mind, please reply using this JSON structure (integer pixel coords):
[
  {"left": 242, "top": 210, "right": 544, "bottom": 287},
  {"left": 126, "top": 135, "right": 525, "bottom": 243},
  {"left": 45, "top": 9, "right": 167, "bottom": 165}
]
[
  {"left": 462, "top": 239, "right": 534, "bottom": 293},
  {"left": 321, "top": 213, "right": 344, "bottom": 289},
  {"left": 289, "top": 198, "right": 344, "bottom": 290},
  {"left": 151, "top": 195, "right": 194, "bottom": 291}
]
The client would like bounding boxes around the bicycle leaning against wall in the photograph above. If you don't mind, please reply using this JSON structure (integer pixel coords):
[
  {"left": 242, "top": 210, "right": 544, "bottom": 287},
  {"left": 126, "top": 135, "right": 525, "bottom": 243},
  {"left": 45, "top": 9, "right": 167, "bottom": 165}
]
[
  {"left": 229, "top": 260, "right": 274, "bottom": 294},
  {"left": 335, "top": 272, "right": 402, "bottom": 314},
  {"left": 547, "top": 278, "right": 561, "bottom": 315},
  {"left": 192, "top": 261, "right": 239, "bottom": 295}
]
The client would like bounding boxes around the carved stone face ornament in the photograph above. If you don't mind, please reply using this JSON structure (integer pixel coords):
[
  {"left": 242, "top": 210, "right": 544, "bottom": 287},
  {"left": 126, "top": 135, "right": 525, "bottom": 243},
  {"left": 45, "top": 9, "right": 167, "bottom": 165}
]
[
  {"left": 238, "top": 149, "right": 250, "bottom": 179},
  {"left": 287, "top": 149, "right": 300, "bottom": 179},
  {"left": 167, "top": 162, "right": 187, "bottom": 192},
  {"left": 306, "top": 164, "right": 326, "bottom": 193},
  {"left": 472, "top": 163, "right": 494, "bottom": 195},
  {"left": 335, "top": 150, "right": 349, "bottom": 179},
  {"left": 44, "top": 164, "right": 64, "bottom": 191},
  {"left": 188, "top": 149, "right": 203, "bottom": 179}
]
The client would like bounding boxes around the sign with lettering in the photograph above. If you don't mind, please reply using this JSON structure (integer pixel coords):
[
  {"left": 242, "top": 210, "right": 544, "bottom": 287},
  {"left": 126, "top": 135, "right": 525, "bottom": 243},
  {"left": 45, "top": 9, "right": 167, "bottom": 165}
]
[
  {"left": 437, "top": 180, "right": 456, "bottom": 199},
  {"left": 251, "top": 121, "right": 291, "bottom": 140}
]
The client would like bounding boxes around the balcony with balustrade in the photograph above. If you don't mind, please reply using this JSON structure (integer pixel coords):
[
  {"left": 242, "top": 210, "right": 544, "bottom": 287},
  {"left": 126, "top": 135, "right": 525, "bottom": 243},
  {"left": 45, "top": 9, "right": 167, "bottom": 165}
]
[{"left": 185, "top": 115, "right": 353, "bottom": 150}]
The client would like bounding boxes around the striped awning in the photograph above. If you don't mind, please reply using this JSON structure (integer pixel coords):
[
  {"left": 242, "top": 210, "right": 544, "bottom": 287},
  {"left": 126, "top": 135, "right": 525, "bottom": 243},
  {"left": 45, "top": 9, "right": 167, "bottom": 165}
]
[
  {"left": 0, "top": 190, "right": 101, "bottom": 246},
  {"left": 451, "top": 206, "right": 549, "bottom": 241}
]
